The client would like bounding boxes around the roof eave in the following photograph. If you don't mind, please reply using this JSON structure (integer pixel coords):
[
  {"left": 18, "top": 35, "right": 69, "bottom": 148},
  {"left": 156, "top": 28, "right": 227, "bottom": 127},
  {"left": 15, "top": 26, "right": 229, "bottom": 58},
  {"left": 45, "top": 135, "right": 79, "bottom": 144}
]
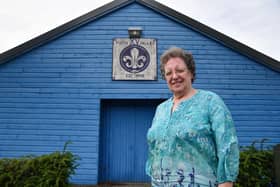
[
  {"left": 137, "top": 0, "right": 280, "bottom": 72},
  {"left": 0, "top": 0, "right": 134, "bottom": 65},
  {"left": 0, "top": 0, "right": 279, "bottom": 73}
]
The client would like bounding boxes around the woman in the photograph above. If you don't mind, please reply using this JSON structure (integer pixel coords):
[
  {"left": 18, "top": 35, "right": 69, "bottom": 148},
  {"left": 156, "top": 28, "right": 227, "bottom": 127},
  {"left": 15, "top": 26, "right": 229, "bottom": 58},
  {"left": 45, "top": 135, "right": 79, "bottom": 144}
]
[{"left": 146, "top": 47, "right": 239, "bottom": 187}]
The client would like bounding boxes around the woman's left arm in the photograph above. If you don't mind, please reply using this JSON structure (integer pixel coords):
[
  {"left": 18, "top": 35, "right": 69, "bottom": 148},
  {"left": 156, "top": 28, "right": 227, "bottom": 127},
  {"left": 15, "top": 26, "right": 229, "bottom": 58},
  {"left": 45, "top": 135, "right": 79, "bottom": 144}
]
[
  {"left": 218, "top": 182, "right": 233, "bottom": 187},
  {"left": 209, "top": 93, "right": 240, "bottom": 184}
]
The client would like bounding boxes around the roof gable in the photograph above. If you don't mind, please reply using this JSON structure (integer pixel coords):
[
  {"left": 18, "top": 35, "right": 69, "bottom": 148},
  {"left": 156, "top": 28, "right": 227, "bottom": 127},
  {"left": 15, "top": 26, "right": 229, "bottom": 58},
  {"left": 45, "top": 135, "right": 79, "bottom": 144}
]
[{"left": 0, "top": 0, "right": 279, "bottom": 72}]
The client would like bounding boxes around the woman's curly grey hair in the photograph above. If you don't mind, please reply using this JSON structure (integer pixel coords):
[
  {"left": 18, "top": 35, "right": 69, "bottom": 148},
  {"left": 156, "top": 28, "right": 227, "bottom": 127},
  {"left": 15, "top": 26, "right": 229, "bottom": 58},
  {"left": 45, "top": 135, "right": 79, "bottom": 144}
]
[{"left": 160, "top": 47, "right": 196, "bottom": 83}]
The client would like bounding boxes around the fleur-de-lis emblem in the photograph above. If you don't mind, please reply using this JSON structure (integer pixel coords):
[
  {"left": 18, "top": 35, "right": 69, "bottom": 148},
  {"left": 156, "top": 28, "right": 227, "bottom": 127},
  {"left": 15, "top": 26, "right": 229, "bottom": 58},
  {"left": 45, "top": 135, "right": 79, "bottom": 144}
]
[
  {"left": 123, "top": 47, "right": 146, "bottom": 69},
  {"left": 120, "top": 45, "right": 150, "bottom": 73}
]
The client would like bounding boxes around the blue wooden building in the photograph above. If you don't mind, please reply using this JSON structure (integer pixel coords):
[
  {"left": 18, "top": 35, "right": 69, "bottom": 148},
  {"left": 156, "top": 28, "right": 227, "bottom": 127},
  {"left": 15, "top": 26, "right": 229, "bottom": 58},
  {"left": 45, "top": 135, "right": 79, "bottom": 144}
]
[{"left": 0, "top": 0, "right": 279, "bottom": 185}]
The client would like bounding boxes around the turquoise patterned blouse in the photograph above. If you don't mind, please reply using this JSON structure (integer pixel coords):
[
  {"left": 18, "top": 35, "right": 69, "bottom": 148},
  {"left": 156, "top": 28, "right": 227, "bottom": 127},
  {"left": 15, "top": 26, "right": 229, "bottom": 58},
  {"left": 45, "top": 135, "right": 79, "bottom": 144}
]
[{"left": 146, "top": 89, "right": 239, "bottom": 186}]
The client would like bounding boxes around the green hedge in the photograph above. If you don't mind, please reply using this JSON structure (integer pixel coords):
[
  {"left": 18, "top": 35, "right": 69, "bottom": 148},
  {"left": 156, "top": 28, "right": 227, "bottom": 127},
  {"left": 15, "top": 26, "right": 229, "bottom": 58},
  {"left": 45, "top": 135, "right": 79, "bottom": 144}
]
[
  {"left": 1, "top": 140, "right": 276, "bottom": 186},
  {"left": 235, "top": 139, "right": 276, "bottom": 187},
  {"left": 0, "top": 142, "right": 79, "bottom": 187}
]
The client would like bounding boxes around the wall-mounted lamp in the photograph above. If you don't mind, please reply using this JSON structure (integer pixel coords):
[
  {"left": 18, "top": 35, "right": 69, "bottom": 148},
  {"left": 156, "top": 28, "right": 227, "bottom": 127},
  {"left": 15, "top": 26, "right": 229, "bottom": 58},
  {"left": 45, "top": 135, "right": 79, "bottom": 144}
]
[{"left": 128, "top": 27, "right": 142, "bottom": 38}]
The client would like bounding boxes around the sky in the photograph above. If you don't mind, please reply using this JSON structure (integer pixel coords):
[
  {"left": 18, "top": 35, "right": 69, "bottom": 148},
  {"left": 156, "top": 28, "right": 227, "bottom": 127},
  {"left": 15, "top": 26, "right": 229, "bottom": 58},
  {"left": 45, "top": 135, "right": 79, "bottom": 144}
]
[{"left": 0, "top": 0, "right": 279, "bottom": 61}]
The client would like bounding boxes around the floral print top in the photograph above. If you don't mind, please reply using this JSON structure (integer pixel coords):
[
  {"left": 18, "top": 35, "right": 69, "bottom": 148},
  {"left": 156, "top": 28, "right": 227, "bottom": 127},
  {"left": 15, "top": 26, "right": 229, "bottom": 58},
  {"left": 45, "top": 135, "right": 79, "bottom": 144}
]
[{"left": 146, "top": 89, "right": 239, "bottom": 186}]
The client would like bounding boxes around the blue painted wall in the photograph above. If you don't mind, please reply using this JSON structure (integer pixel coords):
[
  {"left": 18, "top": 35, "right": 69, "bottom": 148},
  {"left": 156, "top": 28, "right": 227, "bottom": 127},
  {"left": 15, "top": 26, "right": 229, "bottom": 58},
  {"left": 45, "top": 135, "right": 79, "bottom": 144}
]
[{"left": 0, "top": 3, "right": 279, "bottom": 184}]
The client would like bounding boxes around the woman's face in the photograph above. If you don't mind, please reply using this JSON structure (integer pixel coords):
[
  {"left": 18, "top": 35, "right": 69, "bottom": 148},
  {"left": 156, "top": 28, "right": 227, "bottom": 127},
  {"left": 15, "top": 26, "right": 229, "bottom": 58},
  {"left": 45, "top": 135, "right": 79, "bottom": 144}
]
[{"left": 164, "top": 57, "right": 193, "bottom": 96}]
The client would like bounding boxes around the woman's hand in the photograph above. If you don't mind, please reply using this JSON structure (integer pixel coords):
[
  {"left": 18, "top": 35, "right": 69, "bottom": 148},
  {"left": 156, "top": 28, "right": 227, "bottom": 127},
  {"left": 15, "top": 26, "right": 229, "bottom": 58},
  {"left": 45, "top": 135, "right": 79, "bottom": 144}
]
[{"left": 218, "top": 182, "right": 233, "bottom": 187}]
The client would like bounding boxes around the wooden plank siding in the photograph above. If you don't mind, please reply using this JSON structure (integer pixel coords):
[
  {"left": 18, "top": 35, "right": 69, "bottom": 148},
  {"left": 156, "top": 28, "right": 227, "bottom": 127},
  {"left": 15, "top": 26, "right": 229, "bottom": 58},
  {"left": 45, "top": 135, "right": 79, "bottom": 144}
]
[{"left": 0, "top": 2, "right": 279, "bottom": 185}]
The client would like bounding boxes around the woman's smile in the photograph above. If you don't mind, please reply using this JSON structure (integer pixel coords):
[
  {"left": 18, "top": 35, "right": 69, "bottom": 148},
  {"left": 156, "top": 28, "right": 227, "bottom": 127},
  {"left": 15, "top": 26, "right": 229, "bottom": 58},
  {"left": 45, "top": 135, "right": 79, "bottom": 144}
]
[{"left": 164, "top": 57, "right": 193, "bottom": 97}]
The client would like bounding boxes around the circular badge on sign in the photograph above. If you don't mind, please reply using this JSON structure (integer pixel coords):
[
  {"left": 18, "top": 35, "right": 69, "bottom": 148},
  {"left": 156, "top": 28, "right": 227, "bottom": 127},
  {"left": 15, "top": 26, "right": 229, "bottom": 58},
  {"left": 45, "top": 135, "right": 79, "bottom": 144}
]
[{"left": 120, "top": 45, "right": 150, "bottom": 73}]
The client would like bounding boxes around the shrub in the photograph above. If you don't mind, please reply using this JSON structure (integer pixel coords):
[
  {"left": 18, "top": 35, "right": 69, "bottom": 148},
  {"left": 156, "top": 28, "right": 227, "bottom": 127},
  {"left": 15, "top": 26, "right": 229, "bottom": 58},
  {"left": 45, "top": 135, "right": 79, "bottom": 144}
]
[
  {"left": 0, "top": 141, "right": 79, "bottom": 187},
  {"left": 235, "top": 139, "right": 275, "bottom": 187}
]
